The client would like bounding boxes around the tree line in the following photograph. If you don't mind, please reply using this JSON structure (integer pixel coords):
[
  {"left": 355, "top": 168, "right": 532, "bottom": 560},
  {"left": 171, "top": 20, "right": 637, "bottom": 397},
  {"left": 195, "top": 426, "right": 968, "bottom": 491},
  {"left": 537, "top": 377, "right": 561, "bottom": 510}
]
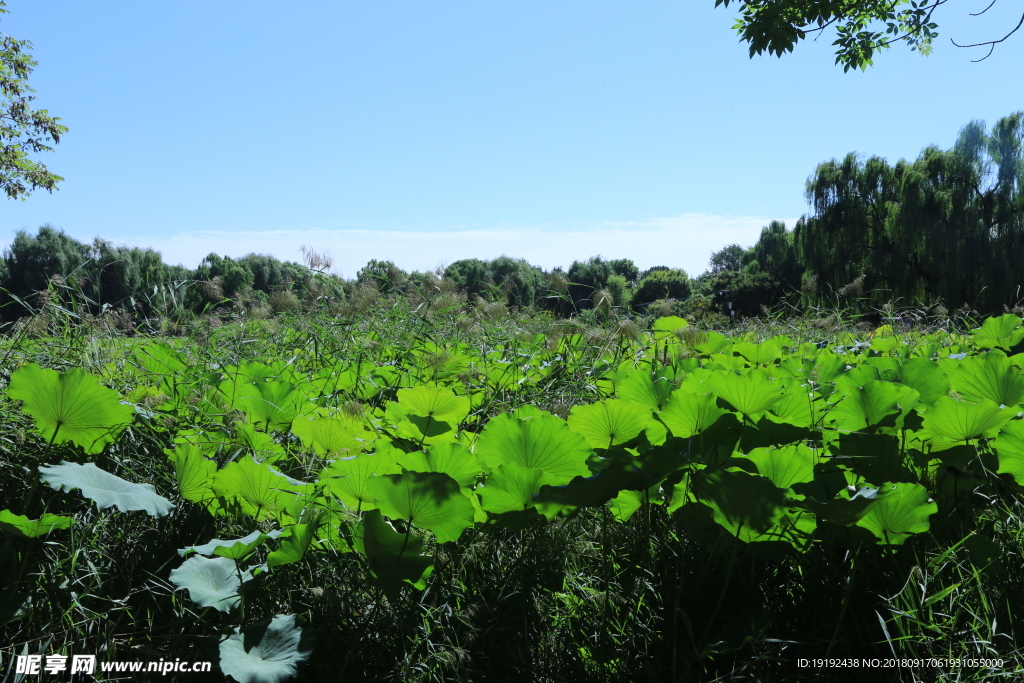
[{"left": 2, "top": 111, "right": 1022, "bottom": 327}]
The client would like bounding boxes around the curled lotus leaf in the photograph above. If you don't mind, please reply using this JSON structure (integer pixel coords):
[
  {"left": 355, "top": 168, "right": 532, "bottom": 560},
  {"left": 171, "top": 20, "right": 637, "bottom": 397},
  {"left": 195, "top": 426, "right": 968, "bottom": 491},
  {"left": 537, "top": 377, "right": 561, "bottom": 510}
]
[{"left": 39, "top": 461, "right": 174, "bottom": 518}]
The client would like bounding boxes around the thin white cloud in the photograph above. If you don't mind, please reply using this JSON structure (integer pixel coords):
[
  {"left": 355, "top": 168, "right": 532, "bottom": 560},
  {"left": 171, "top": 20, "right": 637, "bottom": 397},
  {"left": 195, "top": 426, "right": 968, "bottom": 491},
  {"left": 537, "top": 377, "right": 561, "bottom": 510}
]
[{"left": 134, "top": 212, "right": 802, "bottom": 279}]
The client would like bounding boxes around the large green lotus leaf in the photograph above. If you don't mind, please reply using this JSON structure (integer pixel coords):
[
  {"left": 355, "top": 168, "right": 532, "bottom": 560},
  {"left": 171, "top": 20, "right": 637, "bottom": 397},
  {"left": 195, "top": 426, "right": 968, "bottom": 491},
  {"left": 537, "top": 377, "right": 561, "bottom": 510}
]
[
  {"left": 652, "top": 315, "right": 688, "bottom": 334},
  {"left": 165, "top": 443, "right": 218, "bottom": 507},
  {"left": 230, "top": 381, "right": 304, "bottom": 431},
  {"left": 952, "top": 350, "right": 1024, "bottom": 407},
  {"left": 396, "top": 386, "right": 470, "bottom": 423},
  {"left": 367, "top": 472, "right": 475, "bottom": 543},
  {"left": 834, "top": 365, "right": 881, "bottom": 395},
  {"left": 219, "top": 613, "right": 312, "bottom": 683},
  {"left": 705, "top": 370, "right": 782, "bottom": 416},
  {"left": 616, "top": 365, "right": 676, "bottom": 410},
  {"left": 134, "top": 342, "right": 188, "bottom": 377},
  {"left": 690, "top": 330, "right": 731, "bottom": 355},
  {"left": 384, "top": 401, "right": 459, "bottom": 445},
  {"left": 290, "top": 415, "right": 370, "bottom": 458},
  {"left": 743, "top": 444, "right": 817, "bottom": 490},
  {"left": 608, "top": 486, "right": 662, "bottom": 522},
  {"left": 169, "top": 555, "right": 253, "bottom": 612},
  {"left": 267, "top": 524, "right": 315, "bottom": 568},
  {"left": 233, "top": 423, "right": 288, "bottom": 464},
  {"left": 474, "top": 412, "right": 592, "bottom": 483},
  {"left": 992, "top": 419, "right": 1024, "bottom": 486},
  {"left": 212, "top": 457, "right": 310, "bottom": 521},
  {"left": 567, "top": 399, "right": 650, "bottom": 449},
  {"left": 477, "top": 462, "right": 558, "bottom": 514},
  {"left": 658, "top": 391, "right": 725, "bottom": 438},
  {"left": 0, "top": 509, "right": 72, "bottom": 538},
  {"left": 8, "top": 364, "right": 135, "bottom": 453},
  {"left": 350, "top": 509, "right": 434, "bottom": 601},
  {"left": 831, "top": 381, "right": 919, "bottom": 432},
  {"left": 898, "top": 358, "right": 950, "bottom": 406},
  {"left": 394, "top": 443, "right": 482, "bottom": 488},
  {"left": 854, "top": 483, "right": 937, "bottom": 545},
  {"left": 971, "top": 313, "right": 1024, "bottom": 351},
  {"left": 768, "top": 385, "right": 815, "bottom": 428},
  {"left": 320, "top": 448, "right": 402, "bottom": 511},
  {"left": 39, "top": 461, "right": 174, "bottom": 517},
  {"left": 694, "top": 468, "right": 787, "bottom": 543},
  {"left": 922, "top": 396, "right": 1015, "bottom": 442},
  {"left": 733, "top": 339, "right": 782, "bottom": 366},
  {"left": 179, "top": 529, "right": 283, "bottom": 559},
  {"left": 863, "top": 357, "right": 901, "bottom": 381}
]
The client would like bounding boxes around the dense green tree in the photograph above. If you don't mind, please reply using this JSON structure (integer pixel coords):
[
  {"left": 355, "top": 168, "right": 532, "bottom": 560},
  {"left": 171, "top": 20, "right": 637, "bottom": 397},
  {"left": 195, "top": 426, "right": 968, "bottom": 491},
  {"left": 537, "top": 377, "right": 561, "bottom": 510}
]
[
  {"left": 445, "top": 259, "right": 488, "bottom": 300},
  {"left": 715, "top": 0, "right": 1022, "bottom": 71},
  {"left": 0, "top": 2, "right": 67, "bottom": 199},
  {"left": 702, "top": 270, "right": 786, "bottom": 317},
  {"left": 356, "top": 259, "right": 408, "bottom": 294},
  {"left": 795, "top": 111, "right": 1024, "bottom": 312},
  {"left": 743, "top": 220, "right": 801, "bottom": 291},
  {"left": 2, "top": 224, "right": 88, "bottom": 297},
  {"left": 708, "top": 244, "right": 748, "bottom": 274},
  {"left": 633, "top": 269, "right": 691, "bottom": 309},
  {"left": 487, "top": 256, "right": 546, "bottom": 308}
]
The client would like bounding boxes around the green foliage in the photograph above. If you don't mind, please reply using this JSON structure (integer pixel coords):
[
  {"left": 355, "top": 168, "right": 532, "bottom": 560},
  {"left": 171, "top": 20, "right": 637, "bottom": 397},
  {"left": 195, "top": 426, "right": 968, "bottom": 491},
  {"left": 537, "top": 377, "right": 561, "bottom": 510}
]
[
  {"left": 632, "top": 268, "right": 691, "bottom": 308},
  {"left": 9, "top": 300, "right": 1024, "bottom": 680},
  {"left": 797, "top": 112, "right": 1024, "bottom": 313},
  {"left": 9, "top": 363, "right": 135, "bottom": 452},
  {"left": 716, "top": 0, "right": 956, "bottom": 71},
  {"left": 0, "top": 509, "right": 72, "bottom": 537},
  {"left": 0, "top": 2, "right": 67, "bottom": 199}
]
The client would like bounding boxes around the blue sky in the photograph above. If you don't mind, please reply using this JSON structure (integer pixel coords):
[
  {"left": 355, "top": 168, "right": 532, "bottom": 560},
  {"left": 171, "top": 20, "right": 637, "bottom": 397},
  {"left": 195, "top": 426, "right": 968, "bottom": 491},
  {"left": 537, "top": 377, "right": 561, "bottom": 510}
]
[{"left": 2, "top": 0, "right": 1022, "bottom": 278}]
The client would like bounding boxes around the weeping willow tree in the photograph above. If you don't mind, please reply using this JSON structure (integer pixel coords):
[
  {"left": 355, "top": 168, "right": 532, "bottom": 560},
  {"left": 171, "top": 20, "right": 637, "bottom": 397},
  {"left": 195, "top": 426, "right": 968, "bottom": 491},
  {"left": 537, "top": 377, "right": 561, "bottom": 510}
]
[{"left": 795, "top": 111, "right": 1024, "bottom": 312}]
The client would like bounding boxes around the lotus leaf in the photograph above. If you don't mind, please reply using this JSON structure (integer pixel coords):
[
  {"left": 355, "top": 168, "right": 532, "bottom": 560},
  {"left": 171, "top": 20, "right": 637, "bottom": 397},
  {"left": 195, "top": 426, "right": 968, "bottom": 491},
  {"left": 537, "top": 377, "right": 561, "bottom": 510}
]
[
  {"left": 658, "top": 391, "right": 725, "bottom": 438},
  {"left": 212, "top": 457, "right": 310, "bottom": 521},
  {"left": 474, "top": 412, "right": 592, "bottom": 483},
  {"left": 992, "top": 418, "right": 1024, "bottom": 486},
  {"left": 952, "top": 350, "right": 1024, "bottom": 408},
  {"left": 394, "top": 442, "right": 482, "bottom": 488},
  {"left": 899, "top": 358, "right": 950, "bottom": 405},
  {"left": 743, "top": 443, "right": 818, "bottom": 490},
  {"left": 567, "top": 398, "right": 650, "bottom": 449},
  {"left": 9, "top": 364, "right": 135, "bottom": 453},
  {"left": 367, "top": 472, "right": 475, "bottom": 543},
  {"left": 854, "top": 483, "right": 937, "bottom": 545},
  {"left": 0, "top": 509, "right": 73, "bottom": 537},
  {"left": 169, "top": 555, "right": 253, "bottom": 612},
  {"left": 922, "top": 396, "right": 1014, "bottom": 442},
  {"left": 396, "top": 386, "right": 470, "bottom": 423},
  {"left": 617, "top": 365, "right": 676, "bottom": 410},
  {"left": 350, "top": 509, "right": 434, "bottom": 600},
  {"left": 165, "top": 443, "right": 217, "bottom": 506},
  {"left": 179, "top": 529, "right": 284, "bottom": 559},
  {"left": 477, "top": 462, "right": 556, "bottom": 514},
  {"left": 831, "top": 381, "right": 918, "bottom": 432},
  {"left": 267, "top": 524, "right": 315, "bottom": 568},
  {"left": 39, "top": 461, "right": 174, "bottom": 517},
  {"left": 291, "top": 415, "right": 369, "bottom": 457},
  {"left": 705, "top": 370, "right": 782, "bottom": 416},
  {"left": 219, "top": 614, "right": 312, "bottom": 683},
  {"left": 321, "top": 448, "right": 402, "bottom": 510}
]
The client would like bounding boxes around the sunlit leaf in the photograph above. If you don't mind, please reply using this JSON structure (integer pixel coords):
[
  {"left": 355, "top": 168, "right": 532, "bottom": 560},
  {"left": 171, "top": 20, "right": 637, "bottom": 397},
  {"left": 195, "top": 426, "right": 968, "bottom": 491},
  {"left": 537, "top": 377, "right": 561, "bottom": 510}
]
[{"left": 9, "top": 364, "right": 135, "bottom": 453}]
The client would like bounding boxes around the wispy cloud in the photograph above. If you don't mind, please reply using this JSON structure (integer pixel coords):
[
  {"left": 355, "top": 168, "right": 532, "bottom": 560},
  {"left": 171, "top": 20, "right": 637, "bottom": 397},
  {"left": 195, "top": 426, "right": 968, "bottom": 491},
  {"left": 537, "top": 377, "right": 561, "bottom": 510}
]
[{"left": 134, "top": 212, "right": 801, "bottom": 278}]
